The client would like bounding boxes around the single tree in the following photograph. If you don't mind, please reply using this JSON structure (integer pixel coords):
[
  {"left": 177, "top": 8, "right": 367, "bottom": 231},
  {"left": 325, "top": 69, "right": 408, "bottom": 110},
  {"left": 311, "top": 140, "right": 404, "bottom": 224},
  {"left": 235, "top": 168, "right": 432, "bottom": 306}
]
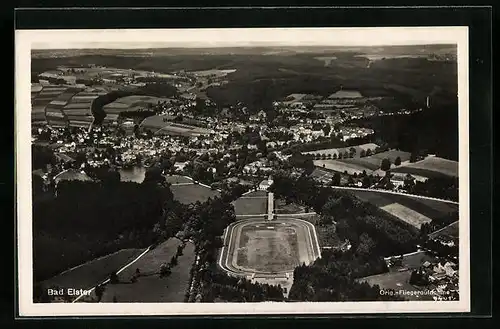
[
  {"left": 331, "top": 173, "right": 341, "bottom": 186},
  {"left": 394, "top": 156, "right": 402, "bottom": 166},
  {"left": 380, "top": 158, "right": 391, "bottom": 171},
  {"left": 170, "top": 255, "right": 178, "bottom": 266},
  {"left": 95, "top": 284, "right": 104, "bottom": 302},
  {"left": 109, "top": 271, "right": 119, "bottom": 284}
]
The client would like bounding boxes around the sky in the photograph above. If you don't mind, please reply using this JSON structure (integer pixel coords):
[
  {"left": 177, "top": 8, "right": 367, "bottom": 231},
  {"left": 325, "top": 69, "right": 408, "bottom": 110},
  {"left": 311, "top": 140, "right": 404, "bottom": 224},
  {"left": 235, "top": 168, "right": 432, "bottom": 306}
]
[{"left": 20, "top": 27, "right": 467, "bottom": 49}]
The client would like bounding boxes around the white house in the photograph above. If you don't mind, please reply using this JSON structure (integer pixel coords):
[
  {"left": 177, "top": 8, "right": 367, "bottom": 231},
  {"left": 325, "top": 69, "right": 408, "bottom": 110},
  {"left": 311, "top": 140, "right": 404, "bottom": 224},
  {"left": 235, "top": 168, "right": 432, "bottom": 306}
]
[{"left": 258, "top": 176, "right": 274, "bottom": 191}]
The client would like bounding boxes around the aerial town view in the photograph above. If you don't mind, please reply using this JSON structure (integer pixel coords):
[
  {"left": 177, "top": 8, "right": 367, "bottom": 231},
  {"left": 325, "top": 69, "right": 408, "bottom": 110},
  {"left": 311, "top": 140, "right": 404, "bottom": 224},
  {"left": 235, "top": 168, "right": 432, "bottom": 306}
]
[{"left": 29, "top": 40, "right": 461, "bottom": 305}]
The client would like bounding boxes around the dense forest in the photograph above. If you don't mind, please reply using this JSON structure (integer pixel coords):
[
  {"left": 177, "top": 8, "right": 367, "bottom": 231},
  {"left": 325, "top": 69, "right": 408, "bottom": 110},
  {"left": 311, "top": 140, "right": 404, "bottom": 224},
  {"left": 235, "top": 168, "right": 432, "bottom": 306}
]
[
  {"left": 349, "top": 101, "right": 459, "bottom": 161},
  {"left": 33, "top": 179, "right": 176, "bottom": 281},
  {"left": 289, "top": 250, "right": 403, "bottom": 301}
]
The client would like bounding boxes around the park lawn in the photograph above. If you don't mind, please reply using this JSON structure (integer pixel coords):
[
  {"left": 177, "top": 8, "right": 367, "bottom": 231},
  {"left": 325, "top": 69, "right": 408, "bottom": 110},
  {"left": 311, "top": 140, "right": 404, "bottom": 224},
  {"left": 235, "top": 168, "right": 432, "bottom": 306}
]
[
  {"left": 170, "top": 184, "right": 220, "bottom": 205},
  {"left": 96, "top": 239, "right": 196, "bottom": 303},
  {"left": 232, "top": 191, "right": 268, "bottom": 215},
  {"left": 41, "top": 248, "right": 145, "bottom": 294},
  {"left": 392, "top": 156, "right": 458, "bottom": 178}
]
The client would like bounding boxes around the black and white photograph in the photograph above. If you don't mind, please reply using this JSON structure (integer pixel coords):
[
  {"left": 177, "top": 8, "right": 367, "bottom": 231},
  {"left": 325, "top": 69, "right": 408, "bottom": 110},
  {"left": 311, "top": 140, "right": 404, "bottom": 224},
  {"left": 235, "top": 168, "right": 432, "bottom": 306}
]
[{"left": 16, "top": 27, "right": 470, "bottom": 316}]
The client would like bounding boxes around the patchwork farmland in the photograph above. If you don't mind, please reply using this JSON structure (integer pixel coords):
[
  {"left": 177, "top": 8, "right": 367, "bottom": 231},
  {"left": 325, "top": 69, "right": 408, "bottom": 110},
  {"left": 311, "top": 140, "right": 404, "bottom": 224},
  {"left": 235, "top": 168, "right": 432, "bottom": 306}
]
[
  {"left": 31, "top": 83, "right": 107, "bottom": 128},
  {"left": 103, "top": 95, "right": 173, "bottom": 118}
]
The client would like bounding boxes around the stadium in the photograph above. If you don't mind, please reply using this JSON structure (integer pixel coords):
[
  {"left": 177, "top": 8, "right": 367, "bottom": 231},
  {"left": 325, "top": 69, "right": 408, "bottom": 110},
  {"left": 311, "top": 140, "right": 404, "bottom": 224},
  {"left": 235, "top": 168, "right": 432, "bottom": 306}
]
[{"left": 219, "top": 217, "right": 321, "bottom": 282}]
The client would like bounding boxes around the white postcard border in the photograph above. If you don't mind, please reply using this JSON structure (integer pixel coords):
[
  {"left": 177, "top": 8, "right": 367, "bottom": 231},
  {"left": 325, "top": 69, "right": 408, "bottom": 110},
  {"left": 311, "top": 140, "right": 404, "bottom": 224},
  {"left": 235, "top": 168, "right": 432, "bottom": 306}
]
[{"left": 16, "top": 27, "right": 470, "bottom": 316}]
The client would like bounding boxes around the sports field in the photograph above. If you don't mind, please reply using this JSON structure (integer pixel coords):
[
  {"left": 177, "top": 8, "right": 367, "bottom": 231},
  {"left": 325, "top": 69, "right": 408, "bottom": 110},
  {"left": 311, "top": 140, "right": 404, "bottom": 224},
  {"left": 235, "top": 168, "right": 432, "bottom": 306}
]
[
  {"left": 220, "top": 218, "right": 321, "bottom": 277},
  {"left": 232, "top": 190, "right": 268, "bottom": 216}
]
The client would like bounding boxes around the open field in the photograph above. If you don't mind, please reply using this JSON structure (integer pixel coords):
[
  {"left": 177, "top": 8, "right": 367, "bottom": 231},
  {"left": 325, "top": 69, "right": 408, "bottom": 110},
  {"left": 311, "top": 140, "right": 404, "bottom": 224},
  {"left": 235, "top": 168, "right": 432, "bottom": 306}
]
[
  {"left": 95, "top": 239, "right": 196, "bottom": 302},
  {"left": 41, "top": 248, "right": 144, "bottom": 298},
  {"left": 220, "top": 217, "right": 320, "bottom": 277},
  {"left": 170, "top": 183, "right": 220, "bottom": 205},
  {"left": 392, "top": 156, "right": 458, "bottom": 178},
  {"left": 336, "top": 149, "right": 412, "bottom": 171},
  {"left": 313, "top": 159, "right": 375, "bottom": 175},
  {"left": 232, "top": 190, "right": 268, "bottom": 216},
  {"left": 139, "top": 116, "right": 211, "bottom": 136},
  {"left": 357, "top": 271, "right": 435, "bottom": 301},
  {"left": 367, "top": 150, "right": 411, "bottom": 163},
  {"left": 380, "top": 203, "right": 432, "bottom": 229},
  {"left": 349, "top": 189, "right": 458, "bottom": 217},
  {"left": 103, "top": 95, "right": 172, "bottom": 114}
]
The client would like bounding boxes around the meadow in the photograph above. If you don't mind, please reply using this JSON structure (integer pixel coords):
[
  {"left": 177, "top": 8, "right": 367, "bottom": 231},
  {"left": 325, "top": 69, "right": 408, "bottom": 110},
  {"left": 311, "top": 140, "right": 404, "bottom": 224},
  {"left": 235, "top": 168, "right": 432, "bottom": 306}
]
[
  {"left": 95, "top": 239, "right": 196, "bottom": 302},
  {"left": 170, "top": 183, "right": 220, "bottom": 205},
  {"left": 392, "top": 156, "right": 458, "bottom": 178}
]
